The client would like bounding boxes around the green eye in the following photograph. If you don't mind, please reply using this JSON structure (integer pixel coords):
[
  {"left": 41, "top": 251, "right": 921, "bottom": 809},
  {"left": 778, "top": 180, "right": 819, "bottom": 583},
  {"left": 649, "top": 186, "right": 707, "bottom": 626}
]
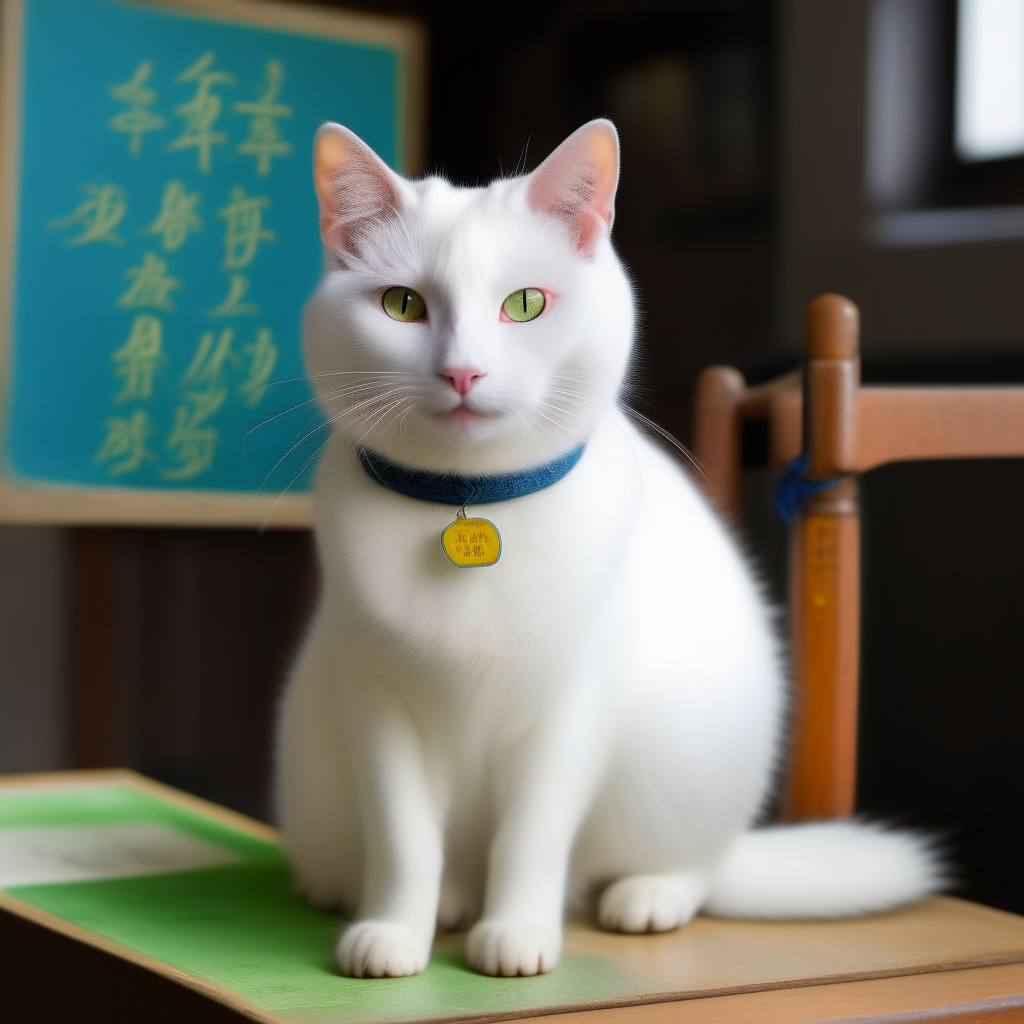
[
  {"left": 502, "top": 288, "right": 545, "bottom": 322},
  {"left": 382, "top": 287, "right": 427, "bottom": 322}
]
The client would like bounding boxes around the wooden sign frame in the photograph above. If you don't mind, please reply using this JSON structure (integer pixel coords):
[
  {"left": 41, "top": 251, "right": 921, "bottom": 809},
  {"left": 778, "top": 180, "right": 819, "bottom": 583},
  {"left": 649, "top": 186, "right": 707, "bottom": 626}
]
[{"left": 0, "top": 0, "right": 426, "bottom": 527}]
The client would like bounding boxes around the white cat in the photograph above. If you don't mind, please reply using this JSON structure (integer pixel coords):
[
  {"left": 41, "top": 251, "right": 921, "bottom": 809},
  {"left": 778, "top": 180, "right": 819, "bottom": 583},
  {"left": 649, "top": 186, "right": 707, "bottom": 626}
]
[{"left": 275, "top": 119, "right": 939, "bottom": 979}]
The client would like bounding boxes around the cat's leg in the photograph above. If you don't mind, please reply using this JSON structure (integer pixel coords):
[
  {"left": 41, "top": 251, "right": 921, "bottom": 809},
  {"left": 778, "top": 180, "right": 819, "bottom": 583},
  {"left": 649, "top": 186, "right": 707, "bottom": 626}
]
[
  {"left": 597, "top": 870, "right": 711, "bottom": 933},
  {"left": 437, "top": 793, "right": 487, "bottom": 931},
  {"left": 437, "top": 871, "right": 483, "bottom": 932},
  {"left": 336, "top": 682, "right": 444, "bottom": 978},
  {"left": 277, "top": 616, "right": 361, "bottom": 912},
  {"left": 466, "top": 689, "right": 601, "bottom": 977},
  {"left": 570, "top": 656, "right": 776, "bottom": 936}
]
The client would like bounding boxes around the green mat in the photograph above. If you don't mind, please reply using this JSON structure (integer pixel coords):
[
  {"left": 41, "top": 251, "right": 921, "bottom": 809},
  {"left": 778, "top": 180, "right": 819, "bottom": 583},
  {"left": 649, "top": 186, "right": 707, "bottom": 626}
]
[{"left": 0, "top": 782, "right": 637, "bottom": 1022}]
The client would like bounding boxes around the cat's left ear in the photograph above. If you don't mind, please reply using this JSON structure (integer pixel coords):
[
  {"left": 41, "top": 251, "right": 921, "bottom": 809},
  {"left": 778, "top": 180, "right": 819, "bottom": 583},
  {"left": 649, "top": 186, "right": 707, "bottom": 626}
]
[
  {"left": 313, "top": 122, "right": 403, "bottom": 261},
  {"left": 525, "top": 119, "right": 619, "bottom": 257}
]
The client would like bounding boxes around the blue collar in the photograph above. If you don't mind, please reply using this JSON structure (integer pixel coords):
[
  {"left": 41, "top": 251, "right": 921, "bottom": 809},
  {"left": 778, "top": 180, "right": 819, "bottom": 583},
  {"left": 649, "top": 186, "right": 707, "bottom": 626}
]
[{"left": 357, "top": 444, "right": 586, "bottom": 506}]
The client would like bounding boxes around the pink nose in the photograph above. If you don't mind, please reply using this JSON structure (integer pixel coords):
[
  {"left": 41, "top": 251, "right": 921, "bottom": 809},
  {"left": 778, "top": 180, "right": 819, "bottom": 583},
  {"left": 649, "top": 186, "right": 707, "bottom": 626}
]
[{"left": 439, "top": 366, "right": 486, "bottom": 396}]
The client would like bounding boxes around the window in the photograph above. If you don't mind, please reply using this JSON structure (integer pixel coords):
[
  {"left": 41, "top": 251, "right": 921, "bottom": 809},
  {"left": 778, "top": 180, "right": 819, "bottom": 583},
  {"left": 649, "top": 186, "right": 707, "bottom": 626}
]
[
  {"left": 867, "top": 0, "right": 1024, "bottom": 244},
  {"left": 955, "top": 0, "right": 1024, "bottom": 162}
]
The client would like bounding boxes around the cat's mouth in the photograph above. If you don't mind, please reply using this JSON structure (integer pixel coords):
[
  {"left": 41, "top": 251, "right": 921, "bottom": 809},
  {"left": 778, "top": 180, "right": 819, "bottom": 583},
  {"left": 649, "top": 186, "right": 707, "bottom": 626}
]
[{"left": 437, "top": 403, "right": 501, "bottom": 425}]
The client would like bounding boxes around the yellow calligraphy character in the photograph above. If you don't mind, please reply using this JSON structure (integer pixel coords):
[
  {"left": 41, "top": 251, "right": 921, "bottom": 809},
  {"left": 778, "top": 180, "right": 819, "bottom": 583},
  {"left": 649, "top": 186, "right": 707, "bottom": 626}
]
[
  {"left": 162, "top": 388, "right": 225, "bottom": 479},
  {"left": 208, "top": 273, "right": 259, "bottom": 317},
  {"left": 111, "top": 314, "right": 166, "bottom": 402},
  {"left": 218, "top": 186, "right": 276, "bottom": 268},
  {"left": 49, "top": 184, "right": 127, "bottom": 246},
  {"left": 145, "top": 180, "right": 203, "bottom": 251},
  {"left": 233, "top": 59, "right": 293, "bottom": 176},
  {"left": 117, "top": 253, "right": 183, "bottom": 311},
  {"left": 167, "top": 52, "right": 235, "bottom": 174},
  {"left": 108, "top": 60, "right": 166, "bottom": 156},
  {"left": 182, "top": 327, "right": 239, "bottom": 389},
  {"left": 94, "top": 409, "right": 157, "bottom": 475},
  {"left": 238, "top": 328, "right": 277, "bottom": 406}
]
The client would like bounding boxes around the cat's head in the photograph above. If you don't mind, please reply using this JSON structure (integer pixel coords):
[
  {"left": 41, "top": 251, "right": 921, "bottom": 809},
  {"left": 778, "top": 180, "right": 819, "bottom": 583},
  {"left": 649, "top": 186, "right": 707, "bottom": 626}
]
[{"left": 303, "top": 120, "right": 634, "bottom": 474}]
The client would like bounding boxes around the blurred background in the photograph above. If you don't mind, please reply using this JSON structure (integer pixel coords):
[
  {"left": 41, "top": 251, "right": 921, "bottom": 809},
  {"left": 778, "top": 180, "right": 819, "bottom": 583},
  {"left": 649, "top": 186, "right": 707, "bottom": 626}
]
[{"left": 2, "top": 0, "right": 1024, "bottom": 916}]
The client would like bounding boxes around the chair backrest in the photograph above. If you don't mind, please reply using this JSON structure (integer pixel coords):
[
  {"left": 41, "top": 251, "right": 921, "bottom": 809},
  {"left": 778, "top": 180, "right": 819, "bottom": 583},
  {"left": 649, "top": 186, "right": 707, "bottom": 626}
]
[{"left": 693, "top": 294, "right": 1024, "bottom": 820}]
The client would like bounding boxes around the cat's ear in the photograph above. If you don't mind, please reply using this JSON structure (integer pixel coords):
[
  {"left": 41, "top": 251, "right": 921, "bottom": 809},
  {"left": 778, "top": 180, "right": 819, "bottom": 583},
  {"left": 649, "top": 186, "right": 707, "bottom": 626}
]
[
  {"left": 525, "top": 119, "right": 619, "bottom": 257},
  {"left": 313, "top": 123, "right": 403, "bottom": 260}
]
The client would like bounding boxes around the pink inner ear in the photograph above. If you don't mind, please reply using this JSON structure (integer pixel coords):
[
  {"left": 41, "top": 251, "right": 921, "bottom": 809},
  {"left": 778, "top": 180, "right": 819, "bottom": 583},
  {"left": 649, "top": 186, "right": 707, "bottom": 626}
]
[
  {"left": 526, "top": 121, "right": 619, "bottom": 256},
  {"left": 313, "top": 125, "right": 401, "bottom": 260}
]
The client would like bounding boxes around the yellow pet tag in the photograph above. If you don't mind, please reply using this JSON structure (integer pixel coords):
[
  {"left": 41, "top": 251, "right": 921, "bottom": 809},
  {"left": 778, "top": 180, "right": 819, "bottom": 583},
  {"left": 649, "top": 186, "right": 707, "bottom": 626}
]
[{"left": 441, "top": 508, "right": 501, "bottom": 568}]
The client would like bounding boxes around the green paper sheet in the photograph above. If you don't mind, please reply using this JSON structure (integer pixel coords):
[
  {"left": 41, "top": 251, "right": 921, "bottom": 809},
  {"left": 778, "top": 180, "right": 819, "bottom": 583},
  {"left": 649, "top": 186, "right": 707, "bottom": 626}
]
[{"left": 0, "top": 783, "right": 638, "bottom": 1023}]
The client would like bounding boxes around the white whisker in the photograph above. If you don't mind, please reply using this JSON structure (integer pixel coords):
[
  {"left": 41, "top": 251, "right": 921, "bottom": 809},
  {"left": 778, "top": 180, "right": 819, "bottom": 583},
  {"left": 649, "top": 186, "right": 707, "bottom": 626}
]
[
  {"left": 260, "top": 432, "right": 333, "bottom": 531},
  {"left": 624, "top": 407, "right": 709, "bottom": 486}
]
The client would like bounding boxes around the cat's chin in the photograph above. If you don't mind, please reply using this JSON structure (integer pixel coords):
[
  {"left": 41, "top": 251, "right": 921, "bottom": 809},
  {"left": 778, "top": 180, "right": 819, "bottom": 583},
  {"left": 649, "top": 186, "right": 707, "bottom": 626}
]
[{"left": 350, "top": 404, "right": 574, "bottom": 475}]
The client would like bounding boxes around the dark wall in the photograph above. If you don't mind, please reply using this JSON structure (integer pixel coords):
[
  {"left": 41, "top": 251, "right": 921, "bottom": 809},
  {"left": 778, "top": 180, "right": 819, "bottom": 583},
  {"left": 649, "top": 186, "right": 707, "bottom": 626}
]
[
  {"left": 858, "top": 458, "right": 1024, "bottom": 914},
  {"left": 73, "top": 529, "right": 316, "bottom": 822}
]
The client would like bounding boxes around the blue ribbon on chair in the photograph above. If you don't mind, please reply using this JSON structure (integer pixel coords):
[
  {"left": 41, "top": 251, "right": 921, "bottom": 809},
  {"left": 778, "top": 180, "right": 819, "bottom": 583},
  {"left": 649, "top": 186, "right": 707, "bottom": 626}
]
[{"left": 774, "top": 452, "right": 844, "bottom": 526}]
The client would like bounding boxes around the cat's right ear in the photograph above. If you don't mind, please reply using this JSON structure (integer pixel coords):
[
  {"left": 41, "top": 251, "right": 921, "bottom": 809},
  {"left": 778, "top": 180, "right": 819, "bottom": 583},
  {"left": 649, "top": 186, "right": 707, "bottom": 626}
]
[{"left": 313, "top": 123, "right": 403, "bottom": 260}]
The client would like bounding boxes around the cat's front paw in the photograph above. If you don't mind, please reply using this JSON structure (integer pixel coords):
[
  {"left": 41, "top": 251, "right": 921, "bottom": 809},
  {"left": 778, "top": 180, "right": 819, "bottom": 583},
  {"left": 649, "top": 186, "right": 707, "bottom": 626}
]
[
  {"left": 598, "top": 872, "right": 708, "bottom": 933},
  {"left": 336, "top": 920, "right": 430, "bottom": 978},
  {"left": 465, "top": 919, "right": 561, "bottom": 976}
]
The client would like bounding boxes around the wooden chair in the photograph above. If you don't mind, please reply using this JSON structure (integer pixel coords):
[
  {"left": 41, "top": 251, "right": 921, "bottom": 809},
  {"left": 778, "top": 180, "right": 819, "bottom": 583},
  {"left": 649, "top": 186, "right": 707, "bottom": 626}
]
[{"left": 694, "top": 293, "right": 1024, "bottom": 822}]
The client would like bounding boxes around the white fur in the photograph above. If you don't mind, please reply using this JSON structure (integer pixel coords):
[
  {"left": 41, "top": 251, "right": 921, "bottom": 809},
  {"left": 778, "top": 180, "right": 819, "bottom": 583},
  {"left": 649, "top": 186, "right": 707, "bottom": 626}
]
[
  {"left": 704, "top": 821, "right": 941, "bottom": 919},
  {"left": 275, "top": 120, "right": 939, "bottom": 980}
]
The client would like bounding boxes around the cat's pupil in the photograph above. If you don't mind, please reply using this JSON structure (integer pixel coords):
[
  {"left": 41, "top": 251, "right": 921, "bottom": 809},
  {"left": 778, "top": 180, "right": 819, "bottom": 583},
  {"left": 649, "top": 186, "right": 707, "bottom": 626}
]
[
  {"left": 402, "top": 291, "right": 410, "bottom": 315},
  {"left": 521, "top": 290, "right": 527, "bottom": 313}
]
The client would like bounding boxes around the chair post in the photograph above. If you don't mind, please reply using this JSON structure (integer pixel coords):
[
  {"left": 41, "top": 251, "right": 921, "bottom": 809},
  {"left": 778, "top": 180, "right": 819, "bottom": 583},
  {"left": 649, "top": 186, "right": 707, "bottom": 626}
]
[
  {"left": 786, "top": 295, "right": 861, "bottom": 820},
  {"left": 693, "top": 366, "right": 747, "bottom": 522}
]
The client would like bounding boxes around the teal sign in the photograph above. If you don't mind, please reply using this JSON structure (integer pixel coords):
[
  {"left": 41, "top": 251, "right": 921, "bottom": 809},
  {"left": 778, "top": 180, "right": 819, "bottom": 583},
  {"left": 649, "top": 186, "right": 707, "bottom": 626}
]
[{"left": 4, "top": 0, "right": 413, "bottom": 499}]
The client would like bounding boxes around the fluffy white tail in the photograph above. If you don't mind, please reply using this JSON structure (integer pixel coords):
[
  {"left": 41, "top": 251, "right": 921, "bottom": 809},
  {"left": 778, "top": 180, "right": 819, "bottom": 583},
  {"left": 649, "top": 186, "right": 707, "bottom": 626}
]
[{"left": 704, "top": 821, "right": 943, "bottom": 919}]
